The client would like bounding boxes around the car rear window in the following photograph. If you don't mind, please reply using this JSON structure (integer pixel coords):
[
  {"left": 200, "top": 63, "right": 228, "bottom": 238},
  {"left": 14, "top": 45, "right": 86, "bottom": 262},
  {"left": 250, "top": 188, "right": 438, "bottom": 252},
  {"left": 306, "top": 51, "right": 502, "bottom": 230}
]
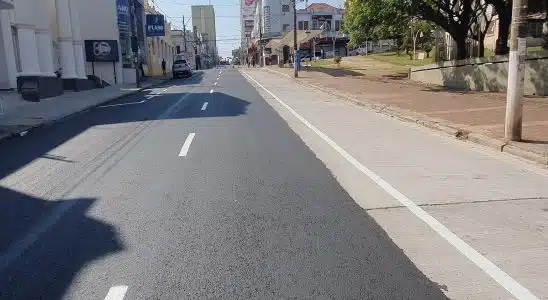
[{"left": 174, "top": 60, "right": 187, "bottom": 64}]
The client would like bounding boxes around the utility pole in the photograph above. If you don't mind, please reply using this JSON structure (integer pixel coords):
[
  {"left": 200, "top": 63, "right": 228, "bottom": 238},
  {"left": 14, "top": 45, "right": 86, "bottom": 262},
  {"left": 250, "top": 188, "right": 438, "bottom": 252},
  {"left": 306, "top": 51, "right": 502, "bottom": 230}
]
[
  {"left": 183, "top": 16, "right": 187, "bottom": 53},
  {"left": 505, "top": 0, "right": 528, "bottom": 141},
  {"left": 293, "top": 0, "right": 298, "bottom": 78},
  {"left": 131, "top": 0, "right": 141, "bottom": 88},
  {"left": 259, "top": 5, "right": 264, "bottom": 67}
]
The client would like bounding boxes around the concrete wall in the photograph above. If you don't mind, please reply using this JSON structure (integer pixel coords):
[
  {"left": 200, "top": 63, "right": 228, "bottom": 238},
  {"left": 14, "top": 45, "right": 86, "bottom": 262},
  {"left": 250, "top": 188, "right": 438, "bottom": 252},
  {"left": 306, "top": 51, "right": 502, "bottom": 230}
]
[{"left": 409, "top": 51, "right": 548, "bottom": 96}]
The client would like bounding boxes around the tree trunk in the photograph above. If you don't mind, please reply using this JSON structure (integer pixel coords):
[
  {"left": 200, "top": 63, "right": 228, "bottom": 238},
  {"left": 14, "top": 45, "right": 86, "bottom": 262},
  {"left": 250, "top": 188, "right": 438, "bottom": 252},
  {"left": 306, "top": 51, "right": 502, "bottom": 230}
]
[
  {"left": 543, "top": 0, "right": 548, "bottom": 49},
  {"left": 454, "top": 31, "right": 468, "bottom": 60},
  {"left": 479, "top": 35, "right": 486, "bottom": 57},
  {"left": 495, "top": 7, "right": 511, "bottom": 55}
]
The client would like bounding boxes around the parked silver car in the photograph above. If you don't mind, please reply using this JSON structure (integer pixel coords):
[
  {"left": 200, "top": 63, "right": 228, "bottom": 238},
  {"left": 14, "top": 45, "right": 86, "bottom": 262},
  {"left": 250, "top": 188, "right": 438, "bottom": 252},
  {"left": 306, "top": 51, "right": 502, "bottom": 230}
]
[{"left": 172, "top": 59, "right": 192, "bottom": 78}]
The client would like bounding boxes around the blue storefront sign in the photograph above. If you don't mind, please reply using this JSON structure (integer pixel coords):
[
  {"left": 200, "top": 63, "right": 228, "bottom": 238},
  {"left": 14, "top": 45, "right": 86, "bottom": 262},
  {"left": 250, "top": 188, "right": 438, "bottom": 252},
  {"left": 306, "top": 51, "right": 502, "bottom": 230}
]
[
  {"left": 146, "top": 14, "right": 165, "bottom": 37},
  {"left": 116, "top": 0, "right": 130, "bottom": 30}
]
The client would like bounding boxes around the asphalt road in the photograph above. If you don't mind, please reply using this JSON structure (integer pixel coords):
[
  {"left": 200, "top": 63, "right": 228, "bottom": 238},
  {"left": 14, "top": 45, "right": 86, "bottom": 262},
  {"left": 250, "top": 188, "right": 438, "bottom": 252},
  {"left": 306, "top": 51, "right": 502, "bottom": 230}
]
[{"left": 0, "top": 68, "right": 448, "bottom": 299}]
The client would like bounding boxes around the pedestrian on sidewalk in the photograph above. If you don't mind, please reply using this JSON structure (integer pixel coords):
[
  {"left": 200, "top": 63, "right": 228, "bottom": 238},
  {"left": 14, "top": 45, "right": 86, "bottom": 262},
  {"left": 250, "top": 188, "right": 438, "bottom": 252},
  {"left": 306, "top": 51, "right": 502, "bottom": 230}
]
[
  {"left": 161, "top": 59, "right": 167, "bottom": 76},
  {"left": 139, "top": 62, "right": 146, "bottom": 78}
]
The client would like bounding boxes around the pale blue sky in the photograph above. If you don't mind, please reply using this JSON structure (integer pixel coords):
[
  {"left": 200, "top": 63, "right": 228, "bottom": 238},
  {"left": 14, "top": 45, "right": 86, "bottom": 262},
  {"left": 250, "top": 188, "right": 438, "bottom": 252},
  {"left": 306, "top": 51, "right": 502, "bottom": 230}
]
[{"left": 152, "top": 0, "right": 343, "bottom": 57}]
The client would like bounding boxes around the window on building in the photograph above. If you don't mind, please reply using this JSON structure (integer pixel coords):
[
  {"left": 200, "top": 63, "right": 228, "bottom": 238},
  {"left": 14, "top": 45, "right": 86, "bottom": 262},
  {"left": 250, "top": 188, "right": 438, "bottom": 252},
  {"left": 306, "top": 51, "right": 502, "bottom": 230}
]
[
  {"left": 303, "top": 21, "right": 309, "bottom": 30},
  {"left": 283, "top": 24, "right": 291, "bottom": 32},
  {"left": 177, "top": 45, "right": 181, "bottom": 54},
  {"left": 282, "top": 4, "right": 290, "bottom": 12},
  {"left": 298, "top": 21, "right": 303, "bottom": 30},
  {"left": 11, "top": 26, "right": 21, "bottom": 73},
  {"left": 335, "top": 20, "right": 340, "bottom": 31}
]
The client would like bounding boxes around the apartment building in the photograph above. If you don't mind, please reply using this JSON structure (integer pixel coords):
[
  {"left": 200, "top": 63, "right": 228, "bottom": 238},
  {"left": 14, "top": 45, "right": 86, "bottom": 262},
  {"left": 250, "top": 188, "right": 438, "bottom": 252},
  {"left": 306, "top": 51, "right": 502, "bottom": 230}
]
[{"left": 191, "top": 5, "right": 217, "bottom": 67}]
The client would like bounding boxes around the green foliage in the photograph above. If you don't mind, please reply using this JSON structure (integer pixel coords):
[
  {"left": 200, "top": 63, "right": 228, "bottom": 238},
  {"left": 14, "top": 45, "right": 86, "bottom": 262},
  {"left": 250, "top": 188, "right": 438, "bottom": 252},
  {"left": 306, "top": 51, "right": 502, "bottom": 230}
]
[{"left": 344, "top": 0, "right": 411, "bottom": 47}]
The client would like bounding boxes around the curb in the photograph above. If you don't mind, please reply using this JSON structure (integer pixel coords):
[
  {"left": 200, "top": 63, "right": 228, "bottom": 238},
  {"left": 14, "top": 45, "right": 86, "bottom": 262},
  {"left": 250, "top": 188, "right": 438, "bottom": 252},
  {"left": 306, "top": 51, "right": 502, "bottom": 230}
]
[
  {"left": 0, "top": 77, "right": 174, "bottom": 144},
  {"left": 261, "top": 68, "right": 548, "bottom": 166}
]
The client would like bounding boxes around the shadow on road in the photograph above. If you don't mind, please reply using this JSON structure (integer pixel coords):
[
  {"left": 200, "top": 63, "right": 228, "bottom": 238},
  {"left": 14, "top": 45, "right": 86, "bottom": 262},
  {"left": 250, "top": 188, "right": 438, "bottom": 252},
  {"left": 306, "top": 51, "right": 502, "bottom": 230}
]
[
  {"left": 0, "top": 70, "right": 248, "bottom": 298},
  {"left": 0, "top": 187, "right": 123, "bottom": 299}
]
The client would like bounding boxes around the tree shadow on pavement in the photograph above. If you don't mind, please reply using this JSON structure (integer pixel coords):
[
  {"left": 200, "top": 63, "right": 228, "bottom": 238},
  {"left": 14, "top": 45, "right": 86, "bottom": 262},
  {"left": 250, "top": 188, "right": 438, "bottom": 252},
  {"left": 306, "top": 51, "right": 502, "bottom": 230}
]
[
  {"left": 309, "top": 67, "right": 365, "bottom": 77},
  {"left": 0, "top": 186, "right": 123, "bottom": 300}
]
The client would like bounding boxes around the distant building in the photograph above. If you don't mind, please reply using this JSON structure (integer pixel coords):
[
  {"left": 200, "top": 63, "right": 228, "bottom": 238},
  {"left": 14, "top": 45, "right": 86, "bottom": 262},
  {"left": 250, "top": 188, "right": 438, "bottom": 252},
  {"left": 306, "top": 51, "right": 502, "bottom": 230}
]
[
  {"left": 191, "top": 5, "right": 217, "bottom": 67},
  {"left": 171, "top": 30, "right": 196, "bottom": 69},
  {"left": 250, "top": 1, "right": 348, "bottom": 63}
]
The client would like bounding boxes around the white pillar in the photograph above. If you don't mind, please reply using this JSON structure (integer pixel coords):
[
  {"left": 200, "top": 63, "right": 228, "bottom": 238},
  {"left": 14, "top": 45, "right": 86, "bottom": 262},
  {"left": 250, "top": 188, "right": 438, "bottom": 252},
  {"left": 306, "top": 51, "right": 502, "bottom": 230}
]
[
  {"left": 35, "top": 29, "right": 56, "bottom": 76},
  {"left": 68, "top": 0, "right": 86, "bottom": 79},
  {"left": 17, "top": 26, "right": 41, "bottom": 76},
  {"left": 55, "top": 0, "right": 77, "bottom": 78},
  {"left": 0, "top": 10, "right": 17, "bottom": 88}
]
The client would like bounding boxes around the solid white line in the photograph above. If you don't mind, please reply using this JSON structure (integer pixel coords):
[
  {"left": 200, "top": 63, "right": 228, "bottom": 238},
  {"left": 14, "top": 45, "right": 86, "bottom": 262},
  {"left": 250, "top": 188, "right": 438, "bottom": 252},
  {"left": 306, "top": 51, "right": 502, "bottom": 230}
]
[
  {"left": 201, "top": 102, "right": 208, "bottom": 111},
  {"left": 209, "top": 89, "right": 214, "bottom": 94},
  {"left": 241, "top": 71, "right": 540, "bottom": 300},
  {"left": 179, "top": 133, "right": 196, "bottom": 157},
  {"left": 99, "top": 100, "right": 146, "bottom": 108},
  {"left": 104, "top": 285, "right": 128, "bottom": 300}
]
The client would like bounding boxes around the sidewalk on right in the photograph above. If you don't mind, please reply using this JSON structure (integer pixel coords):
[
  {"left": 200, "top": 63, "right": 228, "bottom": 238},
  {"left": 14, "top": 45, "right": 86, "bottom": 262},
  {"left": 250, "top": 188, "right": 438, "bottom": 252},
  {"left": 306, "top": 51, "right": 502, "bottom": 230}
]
[
  {"left": 242, "top": 69, "right": 548, "bottom": 300},
  {"left": 267, "top": 66, "right": 548, "bottom": 166}
]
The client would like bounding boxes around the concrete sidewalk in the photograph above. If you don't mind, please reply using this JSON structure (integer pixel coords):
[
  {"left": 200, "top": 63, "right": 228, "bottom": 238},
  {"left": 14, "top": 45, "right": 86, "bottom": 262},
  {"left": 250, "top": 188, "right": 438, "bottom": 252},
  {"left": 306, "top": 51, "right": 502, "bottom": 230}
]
[
  {"left": 0, "top": 76, "right": 171, "bottom": 141},
  {"left": 242, "top": 68, "right": 548, "bottom": 300},
  {"left": 266, "top": 66, "right": 548, "bottom": 166}
]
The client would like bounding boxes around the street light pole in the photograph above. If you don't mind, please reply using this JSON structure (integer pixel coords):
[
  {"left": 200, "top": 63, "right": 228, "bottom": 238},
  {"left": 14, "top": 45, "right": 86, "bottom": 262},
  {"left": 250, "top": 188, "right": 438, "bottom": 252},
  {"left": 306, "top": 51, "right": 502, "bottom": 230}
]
[
  {"left": 293, "top": 0, "right": 298, "bottom": 78},
  {"left": 505, "top": 0, "right": 528, "bottom": 141}
]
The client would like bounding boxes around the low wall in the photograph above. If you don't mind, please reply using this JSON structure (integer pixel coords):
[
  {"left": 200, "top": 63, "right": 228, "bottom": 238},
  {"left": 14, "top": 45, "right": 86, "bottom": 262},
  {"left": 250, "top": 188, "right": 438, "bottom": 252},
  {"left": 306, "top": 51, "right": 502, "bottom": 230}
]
[{"left": 409, "top": 51, "right": 548, "bottom": 96}]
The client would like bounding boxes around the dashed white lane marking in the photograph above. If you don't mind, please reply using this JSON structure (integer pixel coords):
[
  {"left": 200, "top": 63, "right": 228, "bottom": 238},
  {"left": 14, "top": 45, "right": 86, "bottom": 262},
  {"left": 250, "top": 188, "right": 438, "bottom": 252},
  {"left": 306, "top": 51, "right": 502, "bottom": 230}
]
[
  {"left": 242, "top": 71, "right": 540, "bottom": 300},
  {"left": 104, "top": 285, "right": 128, "bottom": 300},
  {"left": 201, "top": 102, "right": 208, "bottom": 111},
  {"left": 214, "top": 82, "right": 218, "bottom": 86},
  {"left": 179, "top": 133, "right": 196, "bottom": 157},
  {"left": 145, "top": 95, "right": 161, "bottom": 100},
  {"left": 99, "top": 100, "right": 146, "bottom": 108},
  {"left": 210, "top": 89, "right": 214, "bottom": 94}
]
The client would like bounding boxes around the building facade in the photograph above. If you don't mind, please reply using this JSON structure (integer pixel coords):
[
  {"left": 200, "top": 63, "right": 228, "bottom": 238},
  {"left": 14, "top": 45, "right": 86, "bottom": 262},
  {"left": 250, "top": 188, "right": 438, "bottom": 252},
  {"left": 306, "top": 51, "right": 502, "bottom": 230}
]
[
  {"left": 171, "top": 29, "right": 197, "bottom": 69},
  {"left": 144, "top": 0, "right": 174, "bottom": 76},
  {"left": 0, "top": 0, "right": 148, "bottom": 100},
  {"left": 191, "top": 5, "right": 217, "bottom": 67},
  {"left": 249, "top": 2, "right": 347, "bottom": 63}
]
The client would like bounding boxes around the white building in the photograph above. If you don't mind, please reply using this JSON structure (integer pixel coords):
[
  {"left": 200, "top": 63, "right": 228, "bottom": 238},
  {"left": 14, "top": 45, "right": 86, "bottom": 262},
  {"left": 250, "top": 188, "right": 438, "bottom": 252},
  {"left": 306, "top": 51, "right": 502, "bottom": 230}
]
[
  {"left": 171, "top": 29, "right": 197, "bottom": 70},
  {"left": 251, "top": 2, "right": 347, "bottom": 63},
  {"left": 252, "top": 0, "right": 294, "bottom": 39},
  {"left": 0, "top": 0, "right": 147, "bottom": 100}
]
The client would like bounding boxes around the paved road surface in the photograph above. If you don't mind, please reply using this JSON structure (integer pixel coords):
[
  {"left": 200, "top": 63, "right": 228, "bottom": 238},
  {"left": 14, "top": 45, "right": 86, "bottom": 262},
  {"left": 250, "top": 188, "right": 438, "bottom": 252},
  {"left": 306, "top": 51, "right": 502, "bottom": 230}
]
[{"left": 0, "top": 69, "right": 448, "bottom": 299}]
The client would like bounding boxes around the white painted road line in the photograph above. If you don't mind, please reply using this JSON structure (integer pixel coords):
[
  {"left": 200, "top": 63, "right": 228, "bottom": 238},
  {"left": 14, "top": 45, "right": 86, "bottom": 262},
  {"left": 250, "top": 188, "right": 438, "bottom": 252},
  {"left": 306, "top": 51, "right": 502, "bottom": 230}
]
[
  {"left": 99, "top": 100, "right": 146, "bottom": 108},
  {"left": 214, "top": 82, "right": 218, "bottom": 86},
  {"left": 104, "top": 285, "right": 128, "bottom": 300},
  {"left": 210, "top": 89, "right": 214, "bottom": 94},
  {"left": 179, "top": 133, "right": 196, "bottom": 157},
  {"left": 145, "top": 95, "right": 161, "bottom": 100},
  {"left": 201, "top": 102, "right": 208, "bottom": 111},
  {"left": 242, "top": 71, "right": 540, "bottom": 300}
]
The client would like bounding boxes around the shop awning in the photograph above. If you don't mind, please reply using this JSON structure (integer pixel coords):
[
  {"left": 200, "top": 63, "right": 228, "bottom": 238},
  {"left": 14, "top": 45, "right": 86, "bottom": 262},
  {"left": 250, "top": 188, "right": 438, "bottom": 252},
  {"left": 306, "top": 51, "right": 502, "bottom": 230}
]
[{"left": 274, "top": 30, "right": 324, "bottom": 50}]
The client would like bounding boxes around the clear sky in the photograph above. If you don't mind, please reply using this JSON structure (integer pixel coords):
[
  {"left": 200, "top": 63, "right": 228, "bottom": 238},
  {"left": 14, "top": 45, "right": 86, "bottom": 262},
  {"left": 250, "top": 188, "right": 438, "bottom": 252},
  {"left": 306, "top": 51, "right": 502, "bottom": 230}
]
[{"left": 151, "top": 0, "right": 343, "bottom": 57}]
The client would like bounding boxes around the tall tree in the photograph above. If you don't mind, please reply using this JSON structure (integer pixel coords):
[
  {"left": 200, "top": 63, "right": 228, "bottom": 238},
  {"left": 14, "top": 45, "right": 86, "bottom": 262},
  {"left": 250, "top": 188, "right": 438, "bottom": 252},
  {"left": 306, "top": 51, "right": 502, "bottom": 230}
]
[{"left": 412, "top": 0, "right": 488, "bottom": 59}]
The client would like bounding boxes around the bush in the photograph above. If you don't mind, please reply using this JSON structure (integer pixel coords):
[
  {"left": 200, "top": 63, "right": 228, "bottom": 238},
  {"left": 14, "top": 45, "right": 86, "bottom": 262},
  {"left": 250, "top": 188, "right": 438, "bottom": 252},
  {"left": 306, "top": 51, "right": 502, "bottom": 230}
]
[
  {"left": 423, "top": 43, "right": 433, "bottom": 58},
  {"left": 333, "top": 56, "right": 342, "bottom": 67}
]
